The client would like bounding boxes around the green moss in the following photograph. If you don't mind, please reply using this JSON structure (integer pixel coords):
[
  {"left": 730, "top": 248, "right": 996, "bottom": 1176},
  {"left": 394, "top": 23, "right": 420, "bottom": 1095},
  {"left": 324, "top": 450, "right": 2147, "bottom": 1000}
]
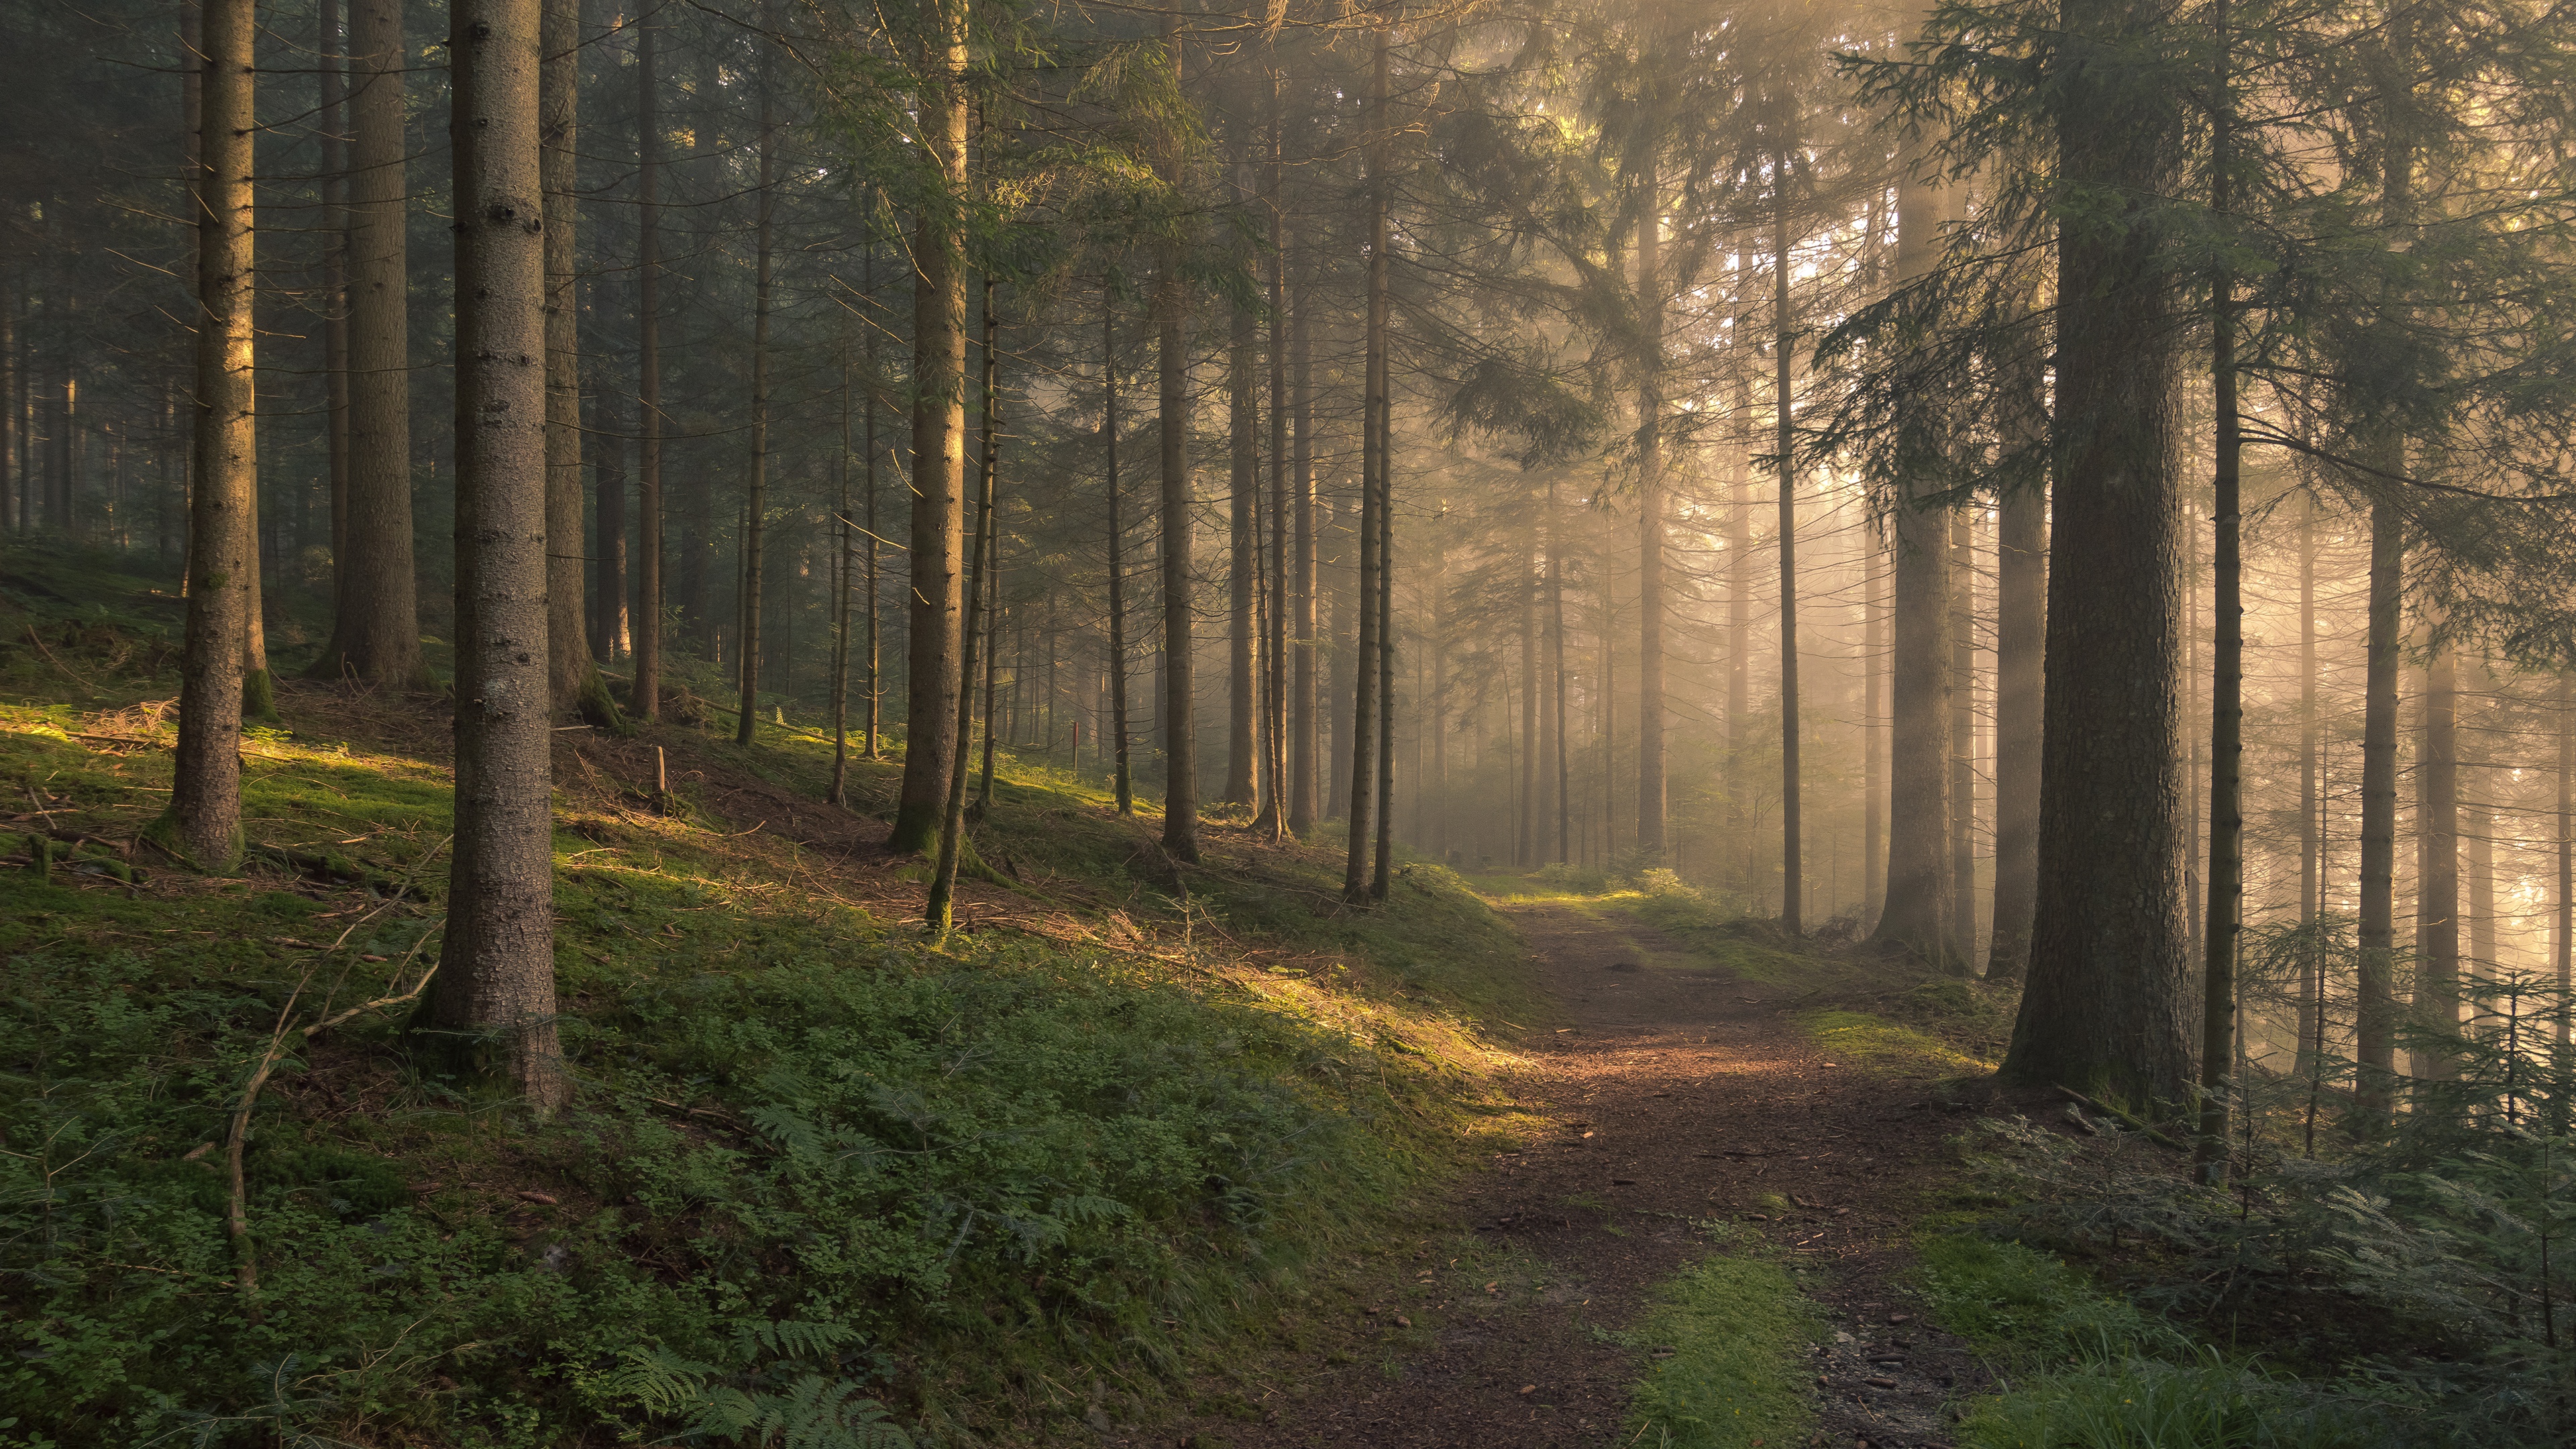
[
  {"left": 1622, "top": 1250, "right": 1821, "bottom": 1449},
  {"left": 1796, "top": 1009, "right": 1998, "bottom": 1075}
]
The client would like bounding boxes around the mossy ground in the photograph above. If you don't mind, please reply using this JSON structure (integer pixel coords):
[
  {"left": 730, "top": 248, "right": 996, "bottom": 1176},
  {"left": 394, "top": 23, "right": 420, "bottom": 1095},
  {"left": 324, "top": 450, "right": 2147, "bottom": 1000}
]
[{"left": 0, "top": 539, "right": 1543, "bottom": 1448}]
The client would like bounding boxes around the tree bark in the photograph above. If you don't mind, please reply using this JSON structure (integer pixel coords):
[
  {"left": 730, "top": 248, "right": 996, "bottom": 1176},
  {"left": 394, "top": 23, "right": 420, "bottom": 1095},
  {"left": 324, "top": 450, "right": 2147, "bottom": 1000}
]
[
  {"left": 1871, "top": 150, "right": 1955, "bottom": 964},
  {"left": 163, "top": 0, "right": 256, "bottom": 872},
  {"left": 2355, "top": 497, "right": 2404, "bottom": 1117},
  {"left": 2556, "top": 671, "right": 2571, "bottom": 1046},
  {"left": 1104, "top": 290, "right": 1134, "bottom": 815},
  {"left": 831, "top": 315, "right": 853, "bottom": 806},
  {"left": 1774, "top": 176, "right": 1802, "bottom": 932},
  {"left": 2295, "top": 493, "right": 2320, "bottom": 1071},
  {"left": 1548, "top": 478, "right": 1570, "bottom": 863},
  {"left": 1289, "top": 263, "right": 1318, "bottom": 836},
  {"left": 1260, "top": 87, "right": 1289, "bottom": 841},
  {"left": 1227, "top": 161, "right": 1259, "bottom": 809},
  {"left": 1949, "top": 511, "right": 1975, "bottom": 956},
  {"left": 309, "top": 0, "right": 421, "bottom": 688},
  {"left": 1999, "top": 0, "right": 2194, "bottom": 1105},
  {"left": 888, "top": 5, "right": 971, "bottom": 854},
  {"left": 1634, "top": 197, "right": 1667, "bottom": 864},
  {"left": 733, "top": 23, "right": 776, "bottom": 747},
  {"left": 2416, "top": 627, "right": 2460, "bottom": 1069},
  {"left": 2198, "top": 76, "right": 2244, "bottom": 1177},
  {"left": 593, "top": 390, "right": 627, "bottom": 661},
  {"left": 632, "top": 4, "right": 662, "bottom": 720},
  {"left": 1157, "top": 17, "right": 1200, "bottom": 864},
  {"left": 1864, "top": 527, "right": 1886, "bottom": 919},
  {"left": 319, "top": 0, "right": 349, "bottom": 594},
  {"left": 927, "top": 274, "right": 998, "bottom": 934},
  {"left": 543, "top": 0, "right": 617, "bottom": 729},
  {"left": 1342, "top": 25, "right": 1389, "bottom": 901},
  {"left": 436, "top": 0, "right": 566, "bottom": 1113},
  {"left": 1988, "top": 455, "right": 2046, "bottom": 982}
]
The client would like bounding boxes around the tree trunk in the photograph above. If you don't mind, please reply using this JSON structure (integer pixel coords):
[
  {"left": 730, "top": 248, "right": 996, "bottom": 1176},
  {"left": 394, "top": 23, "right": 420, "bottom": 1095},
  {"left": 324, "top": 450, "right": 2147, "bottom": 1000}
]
[
  {"left": 2355, "top": 496, "right": 2404, "bottom": 1116},
  {"left": 1519, "top": 531, "right": 1538, "bottom": 867},
  {"left": 1157, "top": 17, "right": 1200, "bottom": 864},
  {"left": 2295, "top": 494, "right": 2320, "bottom": 1071},
  {"left": 1342, "top": 24, "right": 1389, "bottom": 901},
  {"left": 1548, "top": 478, "right": 1570, "bottom": 863},
  {"left": 307, "top": 0, "right": 419, "bottom": 688},
  {"left": 974, "top": 289, "right": 1002, "bottom": 812},
  {"left": 2198, "top": 74, "right": 2243, "bottom": 1178},
  {"left": 436, "top": 0, "right": 566, "bottom": 1113},
  {"left": 319, "top": 0, "right": 349, "bottom": 594},
  {"left": 733, "top": 26, "right": 775, "bottom": 747},
  {"left": 2416, "top": 627, "right": 2460, "bottom": 1069},
  {"left": 861, "top": 248, "right": 881, "bottom": 758},
  {"left": 1987, "top": 482, "right": 2045, "bottom": 985},
  {"left": 543, "top": 0, "right": 616, "bottom": 728},
  {"left": 1999, "top": 0, "right": 2194, "bottom": 1105},
  {"left": 888, "top": 6, "right": 971, "bottom": 854},
  {"left": 1226, "top": 168, "right": 1259, "bottom": 809},
  {"left": 162, "top": 0, "right": 256, "bottom": 872},
  {"left": 927, "top": 274, "right": 998, "bottom": 934},
  {"left": 1372, "top": 354, "right": 1395, "bottom": 900},
  {"left": 1871, "top": 151, "right": 1955, "bottom": 965},
  {"left": 632, "top": 5, "right": 662, "bottom": 720},
  {"left": 1104, "top": 288, "right": 1134, "bottom": 815},
  {"left": 1774, "top": 179, "right": 1802, "bottom": 932},
  {"left": 1864, "top": 528, "right": 1886, "bottom": 919},
  {"left": 1260, "top": 89, "right": 1289, "bottom": 841},
  {"left": 1949, "top": 511, "right": 1975, "bottom": 957},
  {"left": 831, "top": 315, "right": 853, "bottom": 806},
  {"left": 2555, "top": 671, "right": 2571, "bottom": 1046},
  {"left": 1290, "top": 276, "right": 1318, "bottom": 835},
  {"left": 1634, "top": 201, "right": 1668, "bottom": 864},
  {"left": 593, "top": 394, "right": 628, "bottom": 661}
]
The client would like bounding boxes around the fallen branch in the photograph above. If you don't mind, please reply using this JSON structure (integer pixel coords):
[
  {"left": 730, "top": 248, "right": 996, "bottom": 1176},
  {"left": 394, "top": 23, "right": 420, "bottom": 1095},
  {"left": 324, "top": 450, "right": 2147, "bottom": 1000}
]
[
  {"left": 23, "top": 623, "right": 99, "bottom": 693},
  {"left": 223, "top": 925, "right": 442, "bottom": 1319},
  {"left": 2051, "top": 1084, "right": 2187, "bottom": 1152}
]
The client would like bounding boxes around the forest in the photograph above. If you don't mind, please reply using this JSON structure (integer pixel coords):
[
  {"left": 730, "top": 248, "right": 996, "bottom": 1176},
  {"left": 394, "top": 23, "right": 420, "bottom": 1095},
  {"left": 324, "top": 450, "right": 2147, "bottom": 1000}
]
[{"left": 5, "top": 0, "right": 2576, "bottom": 1443}]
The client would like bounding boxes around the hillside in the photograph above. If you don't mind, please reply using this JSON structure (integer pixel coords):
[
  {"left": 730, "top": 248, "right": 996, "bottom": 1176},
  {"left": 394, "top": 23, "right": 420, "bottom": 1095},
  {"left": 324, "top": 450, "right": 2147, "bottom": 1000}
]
[{"left": 0, "top": 541, "right": 1542, "bottom": 1447}]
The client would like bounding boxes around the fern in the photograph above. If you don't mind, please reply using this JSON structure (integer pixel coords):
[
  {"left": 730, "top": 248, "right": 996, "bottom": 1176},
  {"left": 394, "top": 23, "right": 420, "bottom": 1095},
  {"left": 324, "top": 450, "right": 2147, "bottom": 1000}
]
[{"left": 690, "top": 1377, "right": 911, "bottom": 1449}]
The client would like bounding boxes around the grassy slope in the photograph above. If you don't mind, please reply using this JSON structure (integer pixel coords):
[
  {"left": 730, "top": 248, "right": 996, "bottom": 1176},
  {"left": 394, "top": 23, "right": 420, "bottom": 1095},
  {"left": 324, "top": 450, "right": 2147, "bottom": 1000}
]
[{"left": 0, "top": 541, "right": 1539, "bottom": 1448}]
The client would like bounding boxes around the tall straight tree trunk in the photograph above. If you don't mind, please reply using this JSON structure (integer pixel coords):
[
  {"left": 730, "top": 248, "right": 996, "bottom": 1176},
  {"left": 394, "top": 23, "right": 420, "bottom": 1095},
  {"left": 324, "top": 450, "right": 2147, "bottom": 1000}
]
[
  {"left": 1548, "top": 478, "right": 1570, "bottom": 863},
  {"left": 309, "top": 0, "right": 421, "bottom": 687},
  {"left": 1157, "top": 21, "right": 1200, "bottom": 863},
  {"left": 319, "top": 0, "right": 349, "bottom": 591},
  {"left": 1949, "top": 510, "right": 1975, "bottom": 955},
  {"left": 2198, "top": 56, "right": 2244, "bottom": 1178},
  {"left": 2356, "top": 496, "right": 2404, "bottom": 1116},
  {"left": 1259, "top": 88, "right": 1289, "bottom": 841},
  {"left": 831, "top": 318, "right": 854, "bottom": 805},
  {"left": 2000, "top": 0, "right": 2194, "bottom": 1104},
  {"left": 1289, "top": 274, "right": 1318, "bottom": 835},
  {"left": 1343, "top": 23, "right": 1389, "bottom": 902},
  {"left": 2295, "top": 494, "right": 2320, "bottom": 1069},
  {"left": 436, "top": 0, "right": 566, "bottom": 1112},
  {"left": 1634, "top": 202, "right": 1668, "bottom": 863},
  {"left": 162, "top": 0, "right": 256, "bottom": 871},
  {"left": 632, "top": 4, "right": 663, "bottom": 720},
  {"left": 2417, "top": 628, "right": 2460, "bottom": 1066},
  {"left": 1872, "top": 152, "right": 1955, "bottom": 964},
  {"left": 543, "top": 0, "right": 616, "bottom": 728},
  {"left": 2464, "top": 680, "right": 2494, "bottom": 1016},
  {"left": 1987, "top": 333, "right": 2047, "bottom": 983},
  {"left": 973, "top": 290, "right": 1002, "bottom": 812},
  {"left": 1774, "top": 178, "right": 1802, "bottom": 932},
  {"left": 927, "top": 275, "right": 998, "bottom": 934},
  {"left": 733, "top": 31, "right": 777, "bottom": 747},
  {"left": 888, "top": 5, "right": 971, "bottom": 853},
  {"left": 1519, "top": 534, "right": 1539, "bottom": 866},
  {"left": 1226, "top": 167, "right": 1259, "bottom": 809},
  {"left": 2557, "top": 672, "right": 2571, "bottom": 1046},
  {"left": 1373, "top": 364, "right": 1395, "bottom": 900},
  {"left": 1104, "top": 290, "right": 1134, "bottom": 814},
  {"left": 1864, "top": 529, "right": 1886, "bottom": 918},
  {"left": 2353, "top": 118, "right": 2416, "bottom": 1122},
  {"left": 861, "top": 248, "right": 881, "bottom": 757},
  {"left": 593, "top": 390, "right": 628, "bottom": 659}
]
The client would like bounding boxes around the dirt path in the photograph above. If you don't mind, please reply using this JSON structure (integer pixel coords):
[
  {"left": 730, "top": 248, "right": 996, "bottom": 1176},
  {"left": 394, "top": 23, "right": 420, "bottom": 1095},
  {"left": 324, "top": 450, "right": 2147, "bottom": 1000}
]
[{"left": 1172, "top": 901, "right": 1986, "bottom": 1449}]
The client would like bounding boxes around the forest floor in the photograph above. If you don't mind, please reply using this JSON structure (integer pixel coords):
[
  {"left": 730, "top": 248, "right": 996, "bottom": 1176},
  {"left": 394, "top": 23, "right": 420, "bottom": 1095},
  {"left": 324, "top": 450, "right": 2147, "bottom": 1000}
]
[{"left": 1166, "top": 899, "right": 2008, "bottom": 1449}]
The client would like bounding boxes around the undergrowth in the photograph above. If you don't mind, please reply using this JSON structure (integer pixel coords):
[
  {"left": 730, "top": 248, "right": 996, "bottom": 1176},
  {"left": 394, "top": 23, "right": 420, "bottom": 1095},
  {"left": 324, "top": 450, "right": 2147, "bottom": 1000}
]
[
  {"left": 0, "top": 541, "right": 1538, "bottom": 1448},
  {"left": 1621, "top": 1226, "right": 1821, "bottom": 1449}
]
